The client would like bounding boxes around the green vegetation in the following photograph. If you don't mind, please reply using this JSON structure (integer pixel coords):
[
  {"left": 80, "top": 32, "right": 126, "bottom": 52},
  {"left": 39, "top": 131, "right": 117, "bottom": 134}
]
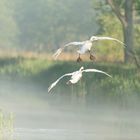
[
  {"left": 0, "top": 57, "right": 54, "bottom": 76},
  {"left": 44, "top": 62, "right": 140, "bottom": 96},
  {"left": 0, "top": 57, "right": 139, "bottom": 103},
  {"left": 0, "top": 110, "right": 14, "bottom": 135},
  {"left": 0, "top": 0, "right": 19, "bottom": 48},
  {"left": 95, "top": 0, "right": 140, "bottom": 65},
  {"left": 0, "top": 0, "right": 139, "bottom": 65},
  {"left": 0, "top": 0, "right": 97, "bottom": 50}
]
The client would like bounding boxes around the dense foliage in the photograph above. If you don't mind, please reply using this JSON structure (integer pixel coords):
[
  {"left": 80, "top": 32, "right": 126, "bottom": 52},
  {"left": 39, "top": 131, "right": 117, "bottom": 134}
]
[
  {"left": 0, "top": 0, "right": 19, "bottom": 48},
  {"left": 0, "top": 0, "right": 98, "bottom": 50},
  {"left": 94, "top": 0, "right": 140, "bottom": 63}
]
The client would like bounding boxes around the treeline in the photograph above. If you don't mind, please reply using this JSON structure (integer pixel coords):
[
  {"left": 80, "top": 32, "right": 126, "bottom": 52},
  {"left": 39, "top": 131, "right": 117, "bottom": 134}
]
[
  {"left": 0, "top": 0, "right": 98, "bottom": 50},
  {"left": 0, "top": 0, "right": 140, "bottom": 64}
]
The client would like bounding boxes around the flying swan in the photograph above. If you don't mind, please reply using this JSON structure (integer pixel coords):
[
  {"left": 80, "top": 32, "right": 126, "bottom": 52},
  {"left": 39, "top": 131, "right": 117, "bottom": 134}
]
[
  {"left": 48, "top": 66, "right": 111, "bottom": 93},
  {"left": 53, "top": 36, "right": 126, "bottom": 62}
]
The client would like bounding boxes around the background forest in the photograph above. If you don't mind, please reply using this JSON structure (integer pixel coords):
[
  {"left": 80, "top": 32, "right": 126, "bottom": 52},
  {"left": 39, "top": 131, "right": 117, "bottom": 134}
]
[
  {"left": 0, "top": 1, "right": 138, "bottom": 53},
  {"left": 0, "top": 0, "right": 97, "bottom": 50}
]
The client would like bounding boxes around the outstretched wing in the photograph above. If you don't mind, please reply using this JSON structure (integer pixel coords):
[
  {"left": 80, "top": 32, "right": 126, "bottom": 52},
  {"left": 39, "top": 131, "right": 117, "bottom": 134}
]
[
  {"left": 83, "top": 69, "right": 112, "bottom": 77},
  {"left": 53, "top": 48, "right": 63, "bottom": 60},
  {"left": 64, "top": 41, "right": 85, "bottom": 47},
  {"left": 48, "top": 72, "right": 73, "bottom": 93},
  {"left": 90, "top": 36, "right": 126, "bottom": 47},
  {"left": 53, "top": 41, "right": 85, "bottom": 60}
]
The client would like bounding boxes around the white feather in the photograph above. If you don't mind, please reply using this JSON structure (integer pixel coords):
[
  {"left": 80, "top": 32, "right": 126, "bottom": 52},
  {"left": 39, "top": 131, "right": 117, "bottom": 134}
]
[
  {"left": 48, "top": 73, "right": 73, "bottom": 93},
  {"left": 53, "top": 48, "right": 63, "bottom": 60},
  {"left": 90, "top": 36, "right": 126, "bottom": 47},
  {"left": 64, "top": 41, "right": 85, "bottom": 47},
  {"left": 48, "top": 66, "right": 111, "bottom": 93},
  {"left": 83, "top": 69, "right": 112, "bottom": 77},
  {"left": 53, "top": 35, "right": 126, "bottom": 60},
  {"left": 53, "top": 41, "right": 84, "bottom": 59}
]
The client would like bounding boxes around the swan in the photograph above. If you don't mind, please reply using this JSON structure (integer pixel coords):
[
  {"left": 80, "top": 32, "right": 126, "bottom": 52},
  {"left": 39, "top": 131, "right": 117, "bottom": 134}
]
[
  {"left": 53, "top": 36, "right": 126, "bottom": 62},
  {"left": 48, "top": 66, "right": 111, "bottom": 93}
]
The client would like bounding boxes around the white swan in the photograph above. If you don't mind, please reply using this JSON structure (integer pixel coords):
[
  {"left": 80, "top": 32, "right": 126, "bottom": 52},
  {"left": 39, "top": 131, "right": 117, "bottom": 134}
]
[
  {"left": 48, "top": 66, "right": 111, "bottom": 93},
  {"left": 53, "top": 36, "right": 126, "bottom": 62}
]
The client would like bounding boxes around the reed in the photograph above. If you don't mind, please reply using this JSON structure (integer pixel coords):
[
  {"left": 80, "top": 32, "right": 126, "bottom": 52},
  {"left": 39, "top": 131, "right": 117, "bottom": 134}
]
[{"left": 0, "top": 110, "right": 14, "bottom": 138}]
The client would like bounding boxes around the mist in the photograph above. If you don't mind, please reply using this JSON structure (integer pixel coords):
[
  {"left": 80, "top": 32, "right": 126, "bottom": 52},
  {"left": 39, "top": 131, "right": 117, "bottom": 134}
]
[
  {"left": 0, "top": 75, "right": 140, "bottom": 140},
  {"left": 0, "top": 0, "right": 99, "bottom": 51}
]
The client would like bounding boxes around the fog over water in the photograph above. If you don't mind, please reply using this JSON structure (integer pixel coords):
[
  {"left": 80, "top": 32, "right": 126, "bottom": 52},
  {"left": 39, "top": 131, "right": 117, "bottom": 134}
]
[{"left": 0, "top": 77, "right": 140, "bottom": 140}]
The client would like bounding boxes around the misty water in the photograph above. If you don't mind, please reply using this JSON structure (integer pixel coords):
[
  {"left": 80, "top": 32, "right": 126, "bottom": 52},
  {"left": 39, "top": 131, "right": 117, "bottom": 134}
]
[{"left": 0, "top": 77, "right": 140, "bottom": 140}]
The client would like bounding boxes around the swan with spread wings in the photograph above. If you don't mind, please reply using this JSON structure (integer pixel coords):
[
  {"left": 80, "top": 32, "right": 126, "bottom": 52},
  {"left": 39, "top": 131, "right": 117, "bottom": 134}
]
[
  {"left": 53, "top": 36, "right": 126, "bottom": 62},
  {"left": 48, "top": 66, "right": 111, "bottom": 93}
]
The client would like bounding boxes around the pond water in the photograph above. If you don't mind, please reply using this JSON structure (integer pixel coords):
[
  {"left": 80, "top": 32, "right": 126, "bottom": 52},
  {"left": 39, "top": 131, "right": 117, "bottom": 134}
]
[
  {"left": 0, "top": 78, "right": 140, "bottom": 140},
  {"left": 10, "top": 106, "right": 140, "bottom": 140}
]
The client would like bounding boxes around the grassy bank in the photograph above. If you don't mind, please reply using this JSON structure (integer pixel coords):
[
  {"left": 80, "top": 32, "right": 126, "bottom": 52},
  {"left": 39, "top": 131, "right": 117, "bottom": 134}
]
[{"left": 0, "top": 56, "right": 139, "bottom": 104}]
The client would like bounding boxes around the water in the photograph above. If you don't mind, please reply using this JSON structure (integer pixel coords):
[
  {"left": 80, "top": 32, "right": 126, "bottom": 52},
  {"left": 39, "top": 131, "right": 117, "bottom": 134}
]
[
  {"left": 0, "top": 77, "right": 140, "bottom": 140},
  {"left": 14, "top": 128, "right": 97, "bottom": 140},
  {"left": 11, "top": 106, "right": 140, "bottom": 140},
  {"left": 14, "top": 124, "right": 140, "bottom": 140}
]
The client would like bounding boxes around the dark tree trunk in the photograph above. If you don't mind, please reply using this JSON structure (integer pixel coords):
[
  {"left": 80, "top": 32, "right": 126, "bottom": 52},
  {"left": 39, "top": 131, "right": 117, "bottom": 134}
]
[
  {"left": 123, "top": 0, "right": 134, "bottom": 63},
  {"left": 107, "top": 0, "right": 134, "bottom": 63}
]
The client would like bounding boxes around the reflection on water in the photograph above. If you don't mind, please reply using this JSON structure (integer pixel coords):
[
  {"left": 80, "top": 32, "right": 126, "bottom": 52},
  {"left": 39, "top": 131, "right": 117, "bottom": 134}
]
[
  {"left": 12, "top": 107, "right": 140, "bottom": 140},
  {"left": 0, "top": 78, "right": 140, "bottom": 140},
  {"left": 13, "top": 126, "right": 140, "bottom": 140}
]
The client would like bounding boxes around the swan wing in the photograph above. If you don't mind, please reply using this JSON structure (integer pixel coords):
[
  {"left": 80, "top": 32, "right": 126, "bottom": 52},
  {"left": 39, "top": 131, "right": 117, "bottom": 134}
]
[
  {"left": 64, "top": 41, "right": 85, "bottom": 47},
  {"left": 48, "top": 72, "right": 73, "bottom": 93},
  {"left": 83, "top": 69, "right": 112, "bottom": 77},
  {"left": 53, "top": 41, "right": 85, "bottom": 59},
  {"left": 90, "top": 36, "right": 126, "bottom": 47},
  {"left": 53, "top": 48, "right": 63, "bottom": 60}
]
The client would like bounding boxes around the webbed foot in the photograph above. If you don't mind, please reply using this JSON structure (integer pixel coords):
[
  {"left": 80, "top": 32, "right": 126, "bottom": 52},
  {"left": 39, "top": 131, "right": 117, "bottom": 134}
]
[
  {"left": 77, "top": 57, "right": 82, "bottom": 62},
  {"left": 90, "top": 54, "right": 96, "bottom": 61}
]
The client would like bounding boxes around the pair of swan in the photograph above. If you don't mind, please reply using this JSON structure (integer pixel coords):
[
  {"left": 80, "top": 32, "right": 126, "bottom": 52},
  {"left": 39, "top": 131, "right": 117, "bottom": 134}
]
[{"left": 48, "top": 35, "right": 125, "bottom": 92}]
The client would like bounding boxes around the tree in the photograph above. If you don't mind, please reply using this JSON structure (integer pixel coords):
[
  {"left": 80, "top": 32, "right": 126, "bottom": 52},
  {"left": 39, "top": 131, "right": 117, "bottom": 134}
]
[
  {"left": 0, "top": 0, "right": 19, "bottom": 48},
  {"left": 106, "top": 0, "right": 134, "bottom": 63},
  {"left": 95, "top": 13, "right": 124, "bottom": 62},
  {"left": 15, "top": 0, "right": 98, "bottom": 51}
]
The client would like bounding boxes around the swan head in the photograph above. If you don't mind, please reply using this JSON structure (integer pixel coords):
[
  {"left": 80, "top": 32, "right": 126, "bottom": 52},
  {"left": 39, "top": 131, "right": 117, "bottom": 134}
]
[
  {"left": 79, "top": 66, "right": 84, "bottom": 71},
  {"left": 90, "top": 36, "right": 98, "bottom": 41}
]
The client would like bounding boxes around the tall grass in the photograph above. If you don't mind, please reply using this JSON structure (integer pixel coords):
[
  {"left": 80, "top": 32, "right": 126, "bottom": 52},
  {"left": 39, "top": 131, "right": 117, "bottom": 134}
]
[
  {"left": 0, "top": 57, "right": 54, "bottom": 76},
  {"left": 0, "top": 55, "right": 139, "bottom": 105},
  {"left": 0, "top": 110, "right": 14, "bottom": 138}
]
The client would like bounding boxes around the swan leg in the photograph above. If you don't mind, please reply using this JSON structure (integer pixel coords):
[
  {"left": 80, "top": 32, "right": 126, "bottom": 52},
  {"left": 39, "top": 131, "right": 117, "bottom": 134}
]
[
  {"left": 89, "top": 51, "right": 96, "bottom": 61},
  {"left": 76, "top": 54, "right": 82, "bottom": 62}
]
